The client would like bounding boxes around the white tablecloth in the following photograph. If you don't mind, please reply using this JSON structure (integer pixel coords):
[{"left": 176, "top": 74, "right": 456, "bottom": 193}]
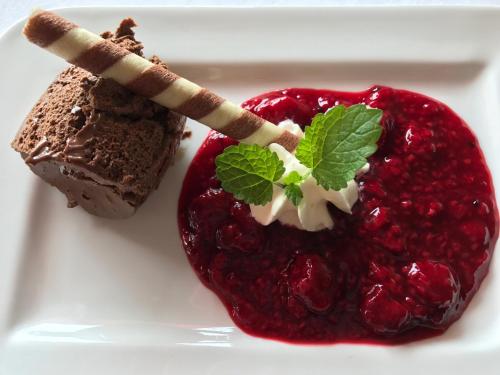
[{"left": 1, "top": 0, "right": 500, "bottom": 35}]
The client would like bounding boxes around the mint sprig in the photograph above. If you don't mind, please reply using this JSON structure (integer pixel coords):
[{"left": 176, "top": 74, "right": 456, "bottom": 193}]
[
  {"left": 282, "top": 171, "right": 304, "bottom": 206},
  {"left": 215, "top": 104, "right": 382, "bottom": 206},
  {"left": 215, "top": 143, "right": 285, "bottom": 205},
  {"left": 295, "top": 104, "right": 382, "bottom": 191}
]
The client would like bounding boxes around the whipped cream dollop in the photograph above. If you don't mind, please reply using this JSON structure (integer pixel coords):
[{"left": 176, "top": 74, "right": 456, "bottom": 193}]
[{"left": 250, "top": 120, "right": 369, "bottom": 232}]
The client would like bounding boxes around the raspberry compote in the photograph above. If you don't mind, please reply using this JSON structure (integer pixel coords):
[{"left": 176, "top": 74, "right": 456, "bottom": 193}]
[{"left": 178, "top": 86, "right": 498, "bottom": 344}]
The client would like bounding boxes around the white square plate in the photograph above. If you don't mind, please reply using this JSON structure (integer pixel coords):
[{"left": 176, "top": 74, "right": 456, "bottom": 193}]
[{"left": 1, "top": 6, "right": 499, "bottom": 375}]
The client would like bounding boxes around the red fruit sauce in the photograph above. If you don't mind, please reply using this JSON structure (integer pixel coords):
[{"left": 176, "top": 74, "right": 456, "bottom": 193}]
[{"left": 178, "top": 86, "right": 499, "bottom": 344}]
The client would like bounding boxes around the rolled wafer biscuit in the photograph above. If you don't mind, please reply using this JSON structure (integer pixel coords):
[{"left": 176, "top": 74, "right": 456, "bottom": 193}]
[{"left": 23, "top": 10, "right": 301, "bottom": 152}]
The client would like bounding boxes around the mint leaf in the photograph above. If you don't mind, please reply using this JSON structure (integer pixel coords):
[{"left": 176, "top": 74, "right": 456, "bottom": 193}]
[
  {"left": 284, "top": 183, "right": 303, "bottom": 207},
  {"left": 282, "top": 171, "right": 303, "bottom": 185},
  {"left": 295, "top": 105, "right": 345, "bottom": 170},
  {"left": 295, "top": 104, "right": 382, "bottom": 191},
  {"left": 215, "top": 143, "right": 285, "bottom": 205},
  {"left": 282, "top": 171, "right": 305, "bottom": 206}
]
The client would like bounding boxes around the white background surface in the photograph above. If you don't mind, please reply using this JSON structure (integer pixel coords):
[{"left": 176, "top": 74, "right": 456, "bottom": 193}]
[{"left": 1, "top": 0, "right": 500, "bottom": 36}]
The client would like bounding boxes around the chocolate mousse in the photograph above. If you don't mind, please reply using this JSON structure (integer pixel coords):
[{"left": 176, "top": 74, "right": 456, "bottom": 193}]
[{"left": 11, "top": 19, "right": 186, "bottom": 218}]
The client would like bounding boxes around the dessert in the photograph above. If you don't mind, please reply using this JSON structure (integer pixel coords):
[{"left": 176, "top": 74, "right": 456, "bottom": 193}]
[
  {"left": 17, "top": 10, "right": 301, "bottom": 218},
  {"left": 18, "top": 11, "right": 499, "bottom": 345},
  {"left": 12, "top": 19, "right": 186, "bottom": 218},
  {"left": 179, "top": 86, "right": 499, "bottom": 344}
]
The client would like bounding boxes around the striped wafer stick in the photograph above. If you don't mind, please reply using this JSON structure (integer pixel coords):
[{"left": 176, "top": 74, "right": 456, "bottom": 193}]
[{"left": 22, "top": 10, "right": 300, "bottom": 151}]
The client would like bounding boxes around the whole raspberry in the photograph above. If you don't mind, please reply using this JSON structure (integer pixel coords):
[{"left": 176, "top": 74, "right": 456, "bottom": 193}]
[
  {"left": 289, "top": 255, "right": 335, "bottom": 313},
  {"left": 361, "top": 284, "right": 410, "bottom": 334},
  {"left": 405, "top": 261, "right": 459, "bottom": 309}
]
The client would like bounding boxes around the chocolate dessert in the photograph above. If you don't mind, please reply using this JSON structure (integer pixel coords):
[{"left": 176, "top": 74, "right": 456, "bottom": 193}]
[
  {"left": 15, "top": 10, "right": 500, "bottom": 346},
  {"left": 12, "top": 19, "right": 186, "bottom": 218}
]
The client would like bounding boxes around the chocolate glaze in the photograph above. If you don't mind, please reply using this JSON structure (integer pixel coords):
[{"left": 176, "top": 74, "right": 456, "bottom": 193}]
[
  {"left": 24, "top": 137, "right": 60, "bottom": 164},
  {"left": 28, "top": 158, "right": 136, "bottom": 218},
  {"left": 22, "top": 133, "right": 137, "bottom": 218},
  {"left": 18, "top": 90, "right": 185, "bottom": 218}
]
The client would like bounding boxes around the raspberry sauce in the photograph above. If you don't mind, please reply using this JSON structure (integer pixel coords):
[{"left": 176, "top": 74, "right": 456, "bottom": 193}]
[{"left": 178, "top": 86, "right": 498, "bottom": 344}]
